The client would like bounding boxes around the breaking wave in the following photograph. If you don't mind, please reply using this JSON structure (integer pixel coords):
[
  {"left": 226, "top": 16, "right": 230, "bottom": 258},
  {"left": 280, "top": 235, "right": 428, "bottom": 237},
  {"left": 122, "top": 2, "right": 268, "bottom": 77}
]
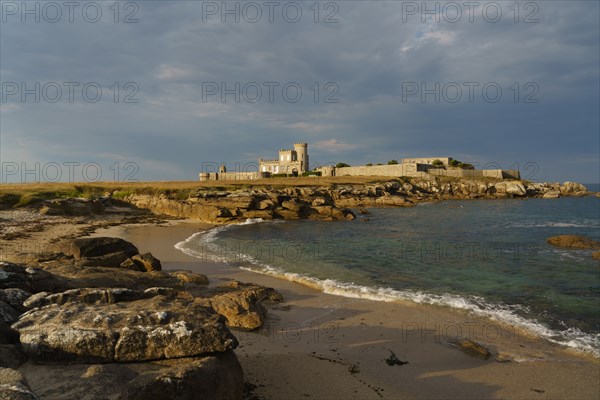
[{"left": 175, "top": 220, "right": 600, "bottom": 358}]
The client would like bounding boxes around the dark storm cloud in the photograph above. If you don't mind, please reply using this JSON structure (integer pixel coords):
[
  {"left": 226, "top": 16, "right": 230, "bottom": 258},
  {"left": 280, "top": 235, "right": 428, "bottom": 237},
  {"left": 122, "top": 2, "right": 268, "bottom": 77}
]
[{"left": 1, "top": 1, "right": 598, "bottom": 183}]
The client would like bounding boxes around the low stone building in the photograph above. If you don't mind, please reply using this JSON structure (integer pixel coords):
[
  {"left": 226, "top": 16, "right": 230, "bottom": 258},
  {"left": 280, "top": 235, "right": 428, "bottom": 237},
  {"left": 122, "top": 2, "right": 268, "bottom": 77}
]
[{"left": 316, "top": 158, "right": 520, "bottom": 180}]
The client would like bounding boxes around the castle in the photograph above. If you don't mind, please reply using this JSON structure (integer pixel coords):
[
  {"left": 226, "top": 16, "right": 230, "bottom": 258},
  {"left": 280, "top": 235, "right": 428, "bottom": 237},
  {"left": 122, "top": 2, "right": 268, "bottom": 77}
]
[
  {"left": 198, "top": 142, "right": 310, "bottom": 181},
  {"left": 198, "top": 142, "right": 520, "bottom": 181},
  {"left": 259, "top": 143, "right": 309, "bottom": 176}
]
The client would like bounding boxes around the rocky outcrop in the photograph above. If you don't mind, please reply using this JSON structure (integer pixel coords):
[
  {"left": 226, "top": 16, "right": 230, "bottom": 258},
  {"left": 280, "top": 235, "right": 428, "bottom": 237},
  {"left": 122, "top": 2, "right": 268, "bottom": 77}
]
[
  {"left": 125, "top": 190, "right": 356, "bottom": 224},
  {"left": 1, "top": 261, "right": 178, "bottom": 294},
  {"left": 0, "top": 236, "right": 284, "bottom": 400},
  {"left": 559, "top": 181, "right": 588, "bottom": 195},
  {"left": 120, "top": 179, "right": 588, "bottom": 224},
  {"left": 13, "top": 294, "right": 237, "bottom": 363},
  {"left": 547, "top": 235, "right": 600, "bottom": 250},
  {"left": 494, "top": 181, "right": 526, "bottom": 197}
]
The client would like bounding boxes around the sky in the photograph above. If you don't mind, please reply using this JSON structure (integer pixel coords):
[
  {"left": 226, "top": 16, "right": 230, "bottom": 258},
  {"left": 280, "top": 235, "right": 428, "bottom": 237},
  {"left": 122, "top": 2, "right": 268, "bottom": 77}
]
[{"left": 1, "top": 0, "right": 599, "bottom": 183}]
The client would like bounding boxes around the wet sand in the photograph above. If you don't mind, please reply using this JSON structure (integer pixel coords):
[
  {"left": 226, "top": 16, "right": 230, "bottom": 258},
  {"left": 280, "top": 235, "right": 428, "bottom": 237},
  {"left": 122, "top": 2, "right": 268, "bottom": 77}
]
[{"left": 92, "top": 220, "right": 600, "bottom": 400}]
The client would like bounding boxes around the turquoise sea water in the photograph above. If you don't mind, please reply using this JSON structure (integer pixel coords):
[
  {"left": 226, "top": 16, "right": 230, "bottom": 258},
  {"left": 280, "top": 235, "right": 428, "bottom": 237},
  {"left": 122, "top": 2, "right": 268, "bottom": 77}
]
[{"left": 176, "top": 194, "right": 600, "bottom": 355}]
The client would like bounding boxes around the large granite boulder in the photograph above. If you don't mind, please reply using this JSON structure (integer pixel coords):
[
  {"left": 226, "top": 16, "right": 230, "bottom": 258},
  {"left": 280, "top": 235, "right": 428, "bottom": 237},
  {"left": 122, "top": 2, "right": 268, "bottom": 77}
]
[
  {"left": 18, "top": 352, "right": 243, "bottom": 400},
  {"left": 56, "top": 237, "right": 138, "bottom": 260},
  {"left": 207, "top": 281, "right": 283, "bottom": 330},
  {"left": 55, "top": 237, "right": 140, "bottom": 268},
  {"left": 559, "top": 181, "right": 587, "bottom": 195},
  {"left": 12, "top": 293, "right": 238, "bottom": 363},
  {"left": 131, "top": 253, "right": 162, "bottom": 272},
  {"left": 494, "top": 181, "right": 526, "bottom": 196}
]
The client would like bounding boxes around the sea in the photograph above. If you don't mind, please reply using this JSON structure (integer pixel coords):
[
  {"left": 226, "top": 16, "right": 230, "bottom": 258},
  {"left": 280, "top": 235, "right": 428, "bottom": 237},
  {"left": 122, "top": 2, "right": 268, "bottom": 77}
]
[{"left": 176, "top": 185, "right": 600, "bottom": 356}]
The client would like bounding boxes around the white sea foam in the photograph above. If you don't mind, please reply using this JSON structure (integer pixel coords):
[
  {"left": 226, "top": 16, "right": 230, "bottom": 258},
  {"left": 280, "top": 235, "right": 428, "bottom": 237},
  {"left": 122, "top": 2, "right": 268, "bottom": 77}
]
[
  {"left": 175, "top": 223, "right": 600, "bottom": 358},
  {"left": 507, "top": 220, "right": 600, "bottom": 228},
  {"left": 174, "top": 218, "right": 279, "bottom": 263}
]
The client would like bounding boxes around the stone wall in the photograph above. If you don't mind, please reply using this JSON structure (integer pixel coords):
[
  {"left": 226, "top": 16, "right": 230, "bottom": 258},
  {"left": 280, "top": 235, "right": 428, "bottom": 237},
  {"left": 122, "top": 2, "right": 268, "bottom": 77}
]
[
  {"left": 333, "top": 163, "right": 430, "bottom": 178},
  {"left": 429, "top": 169, "right": 521, "bottom": 180},
  {"left": 200, "top": 172, "right": 260, "bottom": 181},
  {"left": 329, "top": 164, "right": 520, "bottom": 180}
]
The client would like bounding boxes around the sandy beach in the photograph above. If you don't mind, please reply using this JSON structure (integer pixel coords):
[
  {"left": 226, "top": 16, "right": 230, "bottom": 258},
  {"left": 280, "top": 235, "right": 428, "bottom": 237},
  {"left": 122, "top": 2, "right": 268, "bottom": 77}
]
[{"left": 92, "top": 220, "right": 600, "bottom": 400}]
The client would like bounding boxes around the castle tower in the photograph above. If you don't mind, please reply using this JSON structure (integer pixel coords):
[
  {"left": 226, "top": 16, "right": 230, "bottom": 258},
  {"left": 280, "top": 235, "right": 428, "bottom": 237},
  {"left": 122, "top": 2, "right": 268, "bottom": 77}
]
[{"left": 294, "top": 143, "right": 308, "bottom": 172}]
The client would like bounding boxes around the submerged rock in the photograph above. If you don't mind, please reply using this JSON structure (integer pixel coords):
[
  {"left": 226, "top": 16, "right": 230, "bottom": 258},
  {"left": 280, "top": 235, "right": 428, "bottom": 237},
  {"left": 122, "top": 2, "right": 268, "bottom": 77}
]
[{"left": 450, "top": 339, "right": 492, "bottom": 360}]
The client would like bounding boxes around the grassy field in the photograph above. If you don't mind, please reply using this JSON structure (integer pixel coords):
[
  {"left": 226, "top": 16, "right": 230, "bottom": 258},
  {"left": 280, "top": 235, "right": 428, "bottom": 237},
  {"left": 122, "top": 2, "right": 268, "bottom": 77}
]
[{"left": 0, "top": 176, "right": 403, "bottom": 208}]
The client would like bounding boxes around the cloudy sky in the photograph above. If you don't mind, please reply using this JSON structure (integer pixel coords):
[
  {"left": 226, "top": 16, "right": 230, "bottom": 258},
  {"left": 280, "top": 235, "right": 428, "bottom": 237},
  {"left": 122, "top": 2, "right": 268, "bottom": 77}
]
[{"left": 1, "top": 1, "right": 598, "bottom": 183}]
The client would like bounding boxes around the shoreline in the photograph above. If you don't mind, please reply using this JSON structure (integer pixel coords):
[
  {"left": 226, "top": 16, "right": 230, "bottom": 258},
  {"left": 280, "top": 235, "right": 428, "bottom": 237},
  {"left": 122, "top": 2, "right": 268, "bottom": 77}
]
[
  {"left": 110, "top": 214, "right": 600, "bottom": 359},
  {"left": 93, "top": 219, "right": 600, "bottom": 400}
]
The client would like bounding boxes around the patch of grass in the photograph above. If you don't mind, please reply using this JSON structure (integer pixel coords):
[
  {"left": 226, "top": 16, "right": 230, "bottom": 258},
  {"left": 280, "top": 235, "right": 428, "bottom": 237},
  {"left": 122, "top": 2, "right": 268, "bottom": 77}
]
[
  {"left": 112, "top": 190, "right": 134, "bottom": 199},
  {"left": 172, "top": 190, "right": 194, "bottom": 201},
  {"left": 14, "top": 192, "right": 46, "bottom": 208}
]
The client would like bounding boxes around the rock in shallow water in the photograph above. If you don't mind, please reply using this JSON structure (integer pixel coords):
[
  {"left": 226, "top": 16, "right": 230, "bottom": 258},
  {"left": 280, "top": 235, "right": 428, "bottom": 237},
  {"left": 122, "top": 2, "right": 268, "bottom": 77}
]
[
  {"left": 450, "top": 339, "right": 492, "bottom": 360},
  {"left": 547, "top": 235, "right": 600, "bottom": 250}
]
